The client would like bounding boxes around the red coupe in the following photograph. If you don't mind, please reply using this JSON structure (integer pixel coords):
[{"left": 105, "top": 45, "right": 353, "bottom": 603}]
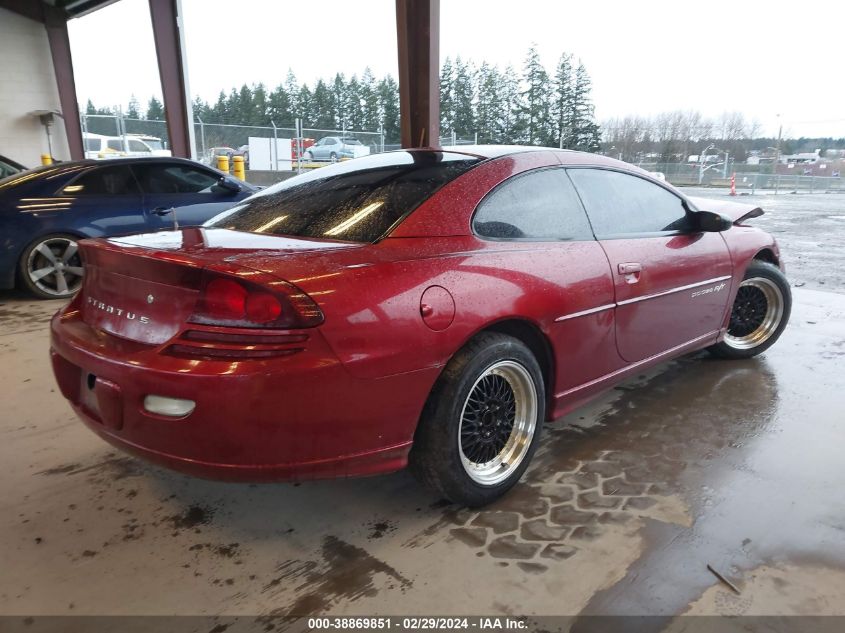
[{"left": 50, "top": 147, "right": 791, "bottom": 506}]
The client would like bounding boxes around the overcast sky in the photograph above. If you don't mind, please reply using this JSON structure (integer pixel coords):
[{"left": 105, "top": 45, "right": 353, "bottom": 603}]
[{"left": 67, "top": 0, "right": 845, "bottom": 137}]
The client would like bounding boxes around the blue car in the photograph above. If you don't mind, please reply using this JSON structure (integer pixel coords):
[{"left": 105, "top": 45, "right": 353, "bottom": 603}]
[{"left": 0, "top": 157, "right": 256, "bottom": 299}]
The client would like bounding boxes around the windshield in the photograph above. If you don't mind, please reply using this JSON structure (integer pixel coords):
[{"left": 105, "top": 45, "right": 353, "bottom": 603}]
[
  {"left": 0, "top": 158, "right": 22, "bottom": 179},
  {"left": 141, "top": 139, "right": 164, "bottom": 151},
  {"left": 206, "top": 151, "right": 480, "bottom": 243}
]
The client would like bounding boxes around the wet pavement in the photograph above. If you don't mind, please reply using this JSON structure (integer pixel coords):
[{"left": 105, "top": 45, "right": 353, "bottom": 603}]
[{"left": 1, "top": 192, "right": 844, "bottom": 623}]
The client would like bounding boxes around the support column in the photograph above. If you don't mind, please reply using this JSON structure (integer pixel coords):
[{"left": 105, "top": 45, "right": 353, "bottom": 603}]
[
  {"left": 44, "top": 8, "right": 84, "bottom": 160},
  {"left": 148, "top": 0, "right": 195, "bottom": 159},
  {"left": 395, "top": 0, "right": 440, "bottom": 148}
]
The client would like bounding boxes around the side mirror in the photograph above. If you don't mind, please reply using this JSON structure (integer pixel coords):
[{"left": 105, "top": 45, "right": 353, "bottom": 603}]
[
  {"left": 215, "top": 177, "right": 242, "bottom": 194},
  {"left": 694, "top": 210, "right": 733, "bottom": 232}
]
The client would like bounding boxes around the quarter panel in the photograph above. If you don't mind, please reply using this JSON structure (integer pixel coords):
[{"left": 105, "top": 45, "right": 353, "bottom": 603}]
[{"left": 299, "top": 236, "right": 621, "bottom": 400}]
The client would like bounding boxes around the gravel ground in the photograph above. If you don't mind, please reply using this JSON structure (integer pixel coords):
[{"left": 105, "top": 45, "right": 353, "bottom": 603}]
[{"left": 680, "top": 187, "right": 845, "bottom": 293}]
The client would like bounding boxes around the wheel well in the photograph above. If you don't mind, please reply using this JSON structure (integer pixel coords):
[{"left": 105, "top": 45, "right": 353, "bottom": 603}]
[
  {"left": 753, "top": 248, "right": 778, "bottom": 266},
  {"left": 483, "top": 319, "right": 555, "bottom": 412}
]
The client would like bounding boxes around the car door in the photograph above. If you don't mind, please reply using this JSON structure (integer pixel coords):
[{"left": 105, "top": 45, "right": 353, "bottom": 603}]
[
  {"left": 568, "top": 168, "right": 732, "bottom": 363},
  {"left": 310, "top": 138, "right": 328, "bottom": 160},
  {"left": 471, "top": 167, "right": 620, "bottom": 394},
  {"left": 57, "top": 163, "right": 149, "bottom": 235},
  {"left": 132, "top": 162, "right": 244, "bottom": 229}
]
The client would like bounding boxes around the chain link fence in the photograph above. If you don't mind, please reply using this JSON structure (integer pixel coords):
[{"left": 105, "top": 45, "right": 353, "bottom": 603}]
[
  {"left": 78, "top": 115, "right": 845, "bottom": 192},
  {"left": 733, "top": 173, "right": 844, "bottom": 194},
  {"left": 636, "top": 161, "right": 844, "bottom": 192},
  {"left": 80, "top": 114, "right": 386, "bottom": 172}
]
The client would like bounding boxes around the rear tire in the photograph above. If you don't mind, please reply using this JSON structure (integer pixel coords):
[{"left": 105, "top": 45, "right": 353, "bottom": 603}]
[
  {"left": 708, "top": 260, "right": 791, "bottom": 359},
  {"left": 18, "top": 233, "right": 84, "bottom": 300},
  {"left": 409, "top": 332, "right": 545, "bottom": 507}
]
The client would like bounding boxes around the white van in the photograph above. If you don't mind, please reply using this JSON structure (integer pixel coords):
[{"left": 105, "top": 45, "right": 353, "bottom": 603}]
[{"left": 83, "top": 133, "right": 172, "bottom": 159}]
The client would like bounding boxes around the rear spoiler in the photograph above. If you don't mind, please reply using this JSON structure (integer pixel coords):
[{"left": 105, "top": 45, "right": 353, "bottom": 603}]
[{"left": 687, "top": 196, "right": 764, "bottom": 225}]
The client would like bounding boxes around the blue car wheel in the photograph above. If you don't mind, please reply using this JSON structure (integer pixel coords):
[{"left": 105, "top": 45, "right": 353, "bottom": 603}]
[{"left": 19, "top": 233, "right": 84, "bottom": 300}]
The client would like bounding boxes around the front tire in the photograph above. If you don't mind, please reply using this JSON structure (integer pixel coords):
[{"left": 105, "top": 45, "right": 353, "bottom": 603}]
[
  {"left": 410, "top": 333, "right": 545, "bottom": 507},
  {"left": 708, "top": 260, "right": 791, "bottom": 359},
  {"left": 18, "top": 234, "right": 84, "bottom": 300}
]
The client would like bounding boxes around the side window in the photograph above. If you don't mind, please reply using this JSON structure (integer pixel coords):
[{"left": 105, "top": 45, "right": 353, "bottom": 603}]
[
  {"left": 567, "top": 169, "right": 690, "bottom": 236},
  {"left": 106, "top": 139, "right": 123, "bottom": 151},
  {"left": 62, "top": 165, "right": 140, "bottom": 195},
  {"left": 128, "top": 140, "right": 150, "bottom": 153},
  {"left": 84, "top": 138, "right": 100, "bottom": 152},
  {"left": 473, "top": 168, "right": 593, "bottom": 240},
  {"left": 133, "top": 164, "right": 219, "bottom": 194}
]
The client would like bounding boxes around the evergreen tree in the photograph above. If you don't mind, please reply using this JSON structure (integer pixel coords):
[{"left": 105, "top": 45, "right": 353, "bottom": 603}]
[
  {"left": 284, "top": 70, "right": 300, "bottom": 117},
  {"left": 378, "top": 75, "right": 400, "bottom": 144},
  {"left": 439, "top": 56, "right": 454, "bottom": 137},
  {"left": 475, "top": 63, "right": 502, "bottom": 144},
  {"left": 251, "top": 83, "right": 268, "bottom": 126},
  {"left": 127, "top": 95, "right": 141, "bottom": 119},
  {"left": 311, "top": 80, "right": 334, "bottom": 129},
  {"left": 86, "top": 49, "right": 602, "bottom": 150},
  {"left": 296, "top": 84, "right": 313, "bottom": 125},
  {"left": 330, "top": 73, "right": 347, "bottom": 130},
  {"left": 146, "top": 96, "right": 164, "bottom": 121},
  {"left": 360, "top": 67, "right": 380, "bottom": 132},
  {"left": 345, "top": 74, "right": 364, "bottom": 131},
  {"left": 499, "top": 65, "right": 524, "bottom": 144},
  {"left": 237, "top": 84, "right": 256, "bottom": 125},
  {"left": 451, "top": 57, "right": 475, "bottom": 138},
  {"left": 571, "top": 62, "right": 601, "bottom": 152},
  {"left": 551, "top": 54, "right": 574, "bottom": 148},
  {"left": 520, "top": 46, "right": 551, "bottom": 145},
  {"left": 268, "top": 84, "right": 293, "bottom": 126},
  {"left": 210, "top": 91, "right": 227, "bottom": 123},
  {"left": 225, "top": 89, "right": 240, "bottom": 124},
  {"left": 192, "top": 96, "right": 211, "bottom": 121}
]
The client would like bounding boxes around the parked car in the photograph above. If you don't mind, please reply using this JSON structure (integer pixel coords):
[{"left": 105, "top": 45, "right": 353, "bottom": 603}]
[
  {"left": 303, "top": 136, "right": 370, "bottom": 162},
  {"left": 83, "top": 133, "right": 171, "bottom": 159},
  {"left": 235, "top": 145, "right": 249, "bottom": 168},
  {"left": 203, "top": 146, "right": 237, "bottom": 167},
  {"left": 0, "top": 154, "right": 26, "bottom": 179},
  {"left": 0, "top": 157, "right": 256, "bottom": 299},
  {"left": 49, "top": 147, "right": 790, "bottom": 506}
]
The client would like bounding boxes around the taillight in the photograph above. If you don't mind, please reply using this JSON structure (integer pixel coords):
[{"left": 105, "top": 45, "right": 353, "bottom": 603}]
[{"left": 189, "top": 271, "right": 323, "bottom": 329}]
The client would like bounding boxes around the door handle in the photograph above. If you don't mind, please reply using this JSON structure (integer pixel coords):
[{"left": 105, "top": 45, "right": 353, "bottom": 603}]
[
  {"left": 618, "top": 262, "right": 642, "bottom": 275},
  {"left": 152, "top": 207, "right": 173, "bottom": 216}
]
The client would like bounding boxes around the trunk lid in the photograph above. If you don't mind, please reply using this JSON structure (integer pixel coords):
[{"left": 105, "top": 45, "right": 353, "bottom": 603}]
[{"left": 79, "top": 228, "right": 360, "bottom": 344}]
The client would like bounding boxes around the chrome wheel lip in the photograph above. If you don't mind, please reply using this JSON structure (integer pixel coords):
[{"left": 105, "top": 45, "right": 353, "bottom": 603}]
[
  {"left": 26, "top": 237, "right": 83, "bottom": 298},
  {"left": 458, "top": 360, "right": 538, "bottom": 487},
  {"left": 724, "top": 277, "right": 784, "bottom": 350}
]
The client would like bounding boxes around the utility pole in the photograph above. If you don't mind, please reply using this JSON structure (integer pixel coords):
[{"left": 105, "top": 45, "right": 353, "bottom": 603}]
[{"left": 773, "top": 114, "right": 782, "bottom": 176}]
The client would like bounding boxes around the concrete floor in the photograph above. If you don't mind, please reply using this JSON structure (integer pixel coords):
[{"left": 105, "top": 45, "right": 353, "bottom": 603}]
[{"left": 1, "top": 192, "right": 844, "bottom": 623}]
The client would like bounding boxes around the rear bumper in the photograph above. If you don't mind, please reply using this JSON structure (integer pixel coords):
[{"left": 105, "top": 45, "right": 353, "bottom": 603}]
[
  {"left": 50, "top": 308, "right": 436, "bottom": 482},
  {"left": 71, "top": 401, "right": 411, "bottom": 482}
]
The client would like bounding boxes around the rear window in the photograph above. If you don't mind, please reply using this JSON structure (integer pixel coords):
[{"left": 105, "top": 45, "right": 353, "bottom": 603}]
[{"left": 206, "top": 151, "right": 480, "bottom": 243}]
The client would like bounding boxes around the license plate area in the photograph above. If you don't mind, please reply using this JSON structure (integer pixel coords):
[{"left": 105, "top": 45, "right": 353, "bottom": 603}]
[{"left": 80, "top": 372, "right": 123, "bottom": 430}]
